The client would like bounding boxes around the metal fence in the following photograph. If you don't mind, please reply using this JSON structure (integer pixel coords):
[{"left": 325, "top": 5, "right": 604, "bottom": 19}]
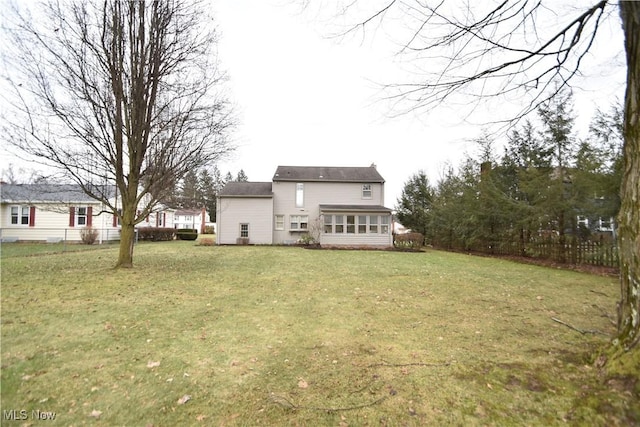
[{"left": 0, "top": 227, "right": 124, "bottom": 245}]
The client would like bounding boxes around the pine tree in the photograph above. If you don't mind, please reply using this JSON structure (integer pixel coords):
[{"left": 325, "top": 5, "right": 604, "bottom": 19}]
[{"left": 395, "top": 171, "right": 433, "bottom": 240}]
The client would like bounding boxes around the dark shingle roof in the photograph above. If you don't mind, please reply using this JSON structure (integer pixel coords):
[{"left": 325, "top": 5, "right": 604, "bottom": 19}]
[
  {"left": 0, "top": 183, "right": 102, "bottom": 203},
  {"left": 319, "top": 204, "right": 392, "bottom": 213},
  {"left": 219, "top": 182, "right": 273, "bottom": 197},
  {"left": 273, "top": 166, "right": 384, "bottom": 183}
]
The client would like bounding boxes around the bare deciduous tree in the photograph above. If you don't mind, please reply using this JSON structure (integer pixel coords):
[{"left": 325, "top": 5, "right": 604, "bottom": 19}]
[
  {"left": 313, "top": 0, "right": 638, "bottom": 356},
  {"left": 2, "top": 0, "right": 235, "bottom": 267}
]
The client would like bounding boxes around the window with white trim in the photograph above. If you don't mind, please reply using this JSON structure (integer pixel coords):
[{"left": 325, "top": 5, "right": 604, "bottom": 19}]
[
  {"left": 346, "top": 215, "right": 355, "bottom": 234},
  {"left": 10, "top": 206, "right": 30, "bottom": 225},
  {"left": 380, "top": 215, "right": 390, "bottom": 234},
  {"left": 324, "top": 215, "right": 332, "bottom": 233},
  {"left": 335, "top": 215, "right": 344, "bottom": 233},
  {"left": 295, "top": 183, "right": 304, "bottom": 208},
  {"left": 358, "top": 215, "right": 367, "bottom": 233},
  {"left": 362, "top": 184, "right": 372, "bottom": 199},
  {"left": 369, "top": 215, "right": 378, "bottom": 233},
  {"left": 78, "top": 207, "right": 88, "bottom": 226},
  {"left": 275, "top": 215, "right": 284, "bottom": 230},
  {"left": 290, "top": 215, "right": 308, "bottom": 231},
  {"left": 577, "top": 215, "right": 589, "bottom": 228},
  {"left": 240, "top": 223, "right": 249, "bottom": 238}
]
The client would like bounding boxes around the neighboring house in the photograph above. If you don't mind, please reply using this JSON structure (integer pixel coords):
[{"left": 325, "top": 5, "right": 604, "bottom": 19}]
[
  {"left": 136, "top": 208, "right": 176, "bottom": 230},
  {"left": 216, "top": 165, "right": 394, "bottom": 248},
  {"left": 0, "top": 183, "right": 174, "bottom": 243},
  {"left": 174, "top": 208, "right": 208, "bottom": 233}
]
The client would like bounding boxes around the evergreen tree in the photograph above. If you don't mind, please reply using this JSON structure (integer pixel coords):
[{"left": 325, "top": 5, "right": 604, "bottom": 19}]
[
  {"left": 236, "top": 169, "right": 249, "bottom": 182},
  {"left": 198, "top": 168, "right": 217, "bottom": 222},
  {"left": 180, "top": 170, "right": 201, "bottom": 208},
  {"left": 537, "top": 90, "right": 577, "bottom": 261},
  {"left": 395, "top": 171, "right": 433, "bottom": 240}
]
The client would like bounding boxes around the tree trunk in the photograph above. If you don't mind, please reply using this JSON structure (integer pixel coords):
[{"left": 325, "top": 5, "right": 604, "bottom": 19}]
[
  {"left": 616, "top": 2, "right": 640, "bottom": 352},
  {"left": 115, "top": 203, "right": 136, "bottom": 268},
  {"left": 117, "top": 223, "right": 135, "bottom": 268}
]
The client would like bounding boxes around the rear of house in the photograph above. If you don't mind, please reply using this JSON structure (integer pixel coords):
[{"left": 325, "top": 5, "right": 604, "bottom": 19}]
[
  {"left": 216, "top": 182, "right": 273, "bottom": 245},
  {"left": 216, "top": 165, "right": 393, "bottom": 248}
]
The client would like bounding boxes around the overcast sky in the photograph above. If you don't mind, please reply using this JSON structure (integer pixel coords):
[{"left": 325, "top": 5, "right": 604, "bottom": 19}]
[
  {"left": 211, "top": 0, "right": 626, "bottom": 208},
  {"left": 1, "top": 1, "right": 627, "bottom": 209}
]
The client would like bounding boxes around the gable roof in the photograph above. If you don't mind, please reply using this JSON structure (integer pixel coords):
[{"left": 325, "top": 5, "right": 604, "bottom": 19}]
[
  {"left": 219, "top": 181, "right": 273, "bottom": 197},
  {"left": 272, "top": 166, "right": 384, "bottom": 183},
  {"left": 175, "top": 209, "right": 205, "bottom": 216},
  {"left": 0, "top": 183, "right": 102, "bottom": 203}
]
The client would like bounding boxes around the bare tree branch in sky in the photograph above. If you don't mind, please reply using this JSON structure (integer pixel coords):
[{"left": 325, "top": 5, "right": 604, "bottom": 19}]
[
  {"left": 2, "top": 0, "right": 235, "bottom": 267},
  {"left": 311, "top": 0, "right": 638, "bottom": 358}
]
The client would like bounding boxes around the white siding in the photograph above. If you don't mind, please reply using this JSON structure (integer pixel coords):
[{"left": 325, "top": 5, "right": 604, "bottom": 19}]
[
  {"left": 0, "top": 202, "right": 120, "bottom": 242},
  {"left": 216, "top": 197, "right": 273, "bottom": 244},
  {"left": 320, "top": 233, "right": 392, "bottom": 248},
  {"left": 271, "top": 181, "right": 386, "bottom": 245}
]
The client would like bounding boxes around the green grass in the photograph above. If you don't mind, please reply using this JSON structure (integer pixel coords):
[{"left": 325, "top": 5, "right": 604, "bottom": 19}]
[{"left": 1, "top": 242, "right": 638, "bottom": 426}]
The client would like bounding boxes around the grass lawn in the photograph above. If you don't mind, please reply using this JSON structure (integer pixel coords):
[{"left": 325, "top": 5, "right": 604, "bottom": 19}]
[{"left": 1, "top": 241, "right": 638, "bottom": 426}]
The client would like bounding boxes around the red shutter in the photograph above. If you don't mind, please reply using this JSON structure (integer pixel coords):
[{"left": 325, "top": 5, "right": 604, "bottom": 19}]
[
  {"left": 69, "top": 207, "right": 75, "bottom": 227},
  {"left": 87, "top": 207, "right": 93, "bottom": 226},
  {"left": 29, "top": 206, "right": 36, "bottom": 227},
  {"left": 113, "top": 214, "right": 117, "bottom": 227},
  {"left": 163, "top": 212, "right": 166, "bottom": 227}
]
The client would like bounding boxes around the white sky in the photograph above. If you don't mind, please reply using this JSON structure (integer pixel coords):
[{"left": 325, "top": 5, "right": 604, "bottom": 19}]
[
  {"left": 211, "top": 0, "right": 626, "bottom": 208},
  {"left": 1, "top": 0, "right": 626, "bottom": 209}
]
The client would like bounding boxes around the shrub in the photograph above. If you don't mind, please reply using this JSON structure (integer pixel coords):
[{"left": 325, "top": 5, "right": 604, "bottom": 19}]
[
  {"left": 297, "top": 233, "right": 318, "bottom": 246},
  {"left": 394, "top": 232, "right": 425, "bottom": 251},
  {"left": 197, "top": 238, "right": 215, "bottom": 246},
  {"left": 176, "top": 228, "right": 198, "bottom": 241},
  {"left": 138, "top": 227, "right": 176, "bottom": 241},
  {"left": 80, "top": 226, "right": 99, "bottom": 245},
  {"left": 204, "top": 225, "right": 215, "bottom": 234}
]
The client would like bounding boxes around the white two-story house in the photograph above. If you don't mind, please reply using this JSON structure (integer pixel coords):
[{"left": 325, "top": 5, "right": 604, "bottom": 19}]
[{"left": 216, "top": 165, "right": 393, "bottom": 248}]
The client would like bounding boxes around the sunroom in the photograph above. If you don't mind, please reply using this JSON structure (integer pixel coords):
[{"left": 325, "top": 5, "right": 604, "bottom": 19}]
[{"left": 319, "top": 204, "right": 393, "bottom": 248}]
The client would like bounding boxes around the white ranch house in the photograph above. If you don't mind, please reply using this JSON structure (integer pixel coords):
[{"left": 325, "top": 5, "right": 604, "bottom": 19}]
[
  {"left": 0, "top": 183, "right": 174, "bottom": 243},
  {"left": 216, "top": 165, "right": 394, "bottom": 248}
]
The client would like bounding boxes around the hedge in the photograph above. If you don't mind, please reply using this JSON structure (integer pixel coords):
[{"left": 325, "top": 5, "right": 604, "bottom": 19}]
[
  {"left": 394, "top": 232, "right": 425, "bottom": 250},
  {"left": 176, "top": 228, "right": 198, "bottom": 241},
  {"left": 138, "top": 227, "right": 176, "bottom": 242}
]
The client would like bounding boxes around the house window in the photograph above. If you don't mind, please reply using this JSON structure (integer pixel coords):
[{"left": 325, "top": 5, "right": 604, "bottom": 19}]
[
  {"left": 295, "top": 183, "right": 304, "bottom": 208},
  {"left": 77, "top": 207, "right": 88, "bottom": 226},
  {"left": 11, "top": 206, "right": 31, "bottom": 225},
  {"left": 185, "top": 215, "right": 192, "bottom": 222},
  {"left": 346, "top": 215, "right": 355, "bottom": 234},
  {"left": 324, "top": 215, "right": 333, "bottom": 233},
  {"left": 240, "top": 223, "right": 249, "bottom": 238},
  {"left": 157, "top": 212, "right": 164, "bottom": 227},
  {"left": 362, "top": 184, "right": 372, "bottom": 199},
  {"left": 380, "top": 215, "right": 389, "bottom": 234},
  {"left": 275, "top": 215, "right": 284, "bottom": 230},
  {"left": 335, "top": 215, "right": 344, "bottom": 233},
  {"left": 358, "top": 215, "right": 367, "bottom": 233},
  {"left": 369, "top": 215, "right": 378, "bottom": 233},
  {"left": 598, "top": 217, "right": 612, "bottom": 231},
  {"left": 577, "top": 215, "right": 589, "bottom": 228},
  {"left": 290, "top": 215, "right": 308, "bottom": 231}
]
